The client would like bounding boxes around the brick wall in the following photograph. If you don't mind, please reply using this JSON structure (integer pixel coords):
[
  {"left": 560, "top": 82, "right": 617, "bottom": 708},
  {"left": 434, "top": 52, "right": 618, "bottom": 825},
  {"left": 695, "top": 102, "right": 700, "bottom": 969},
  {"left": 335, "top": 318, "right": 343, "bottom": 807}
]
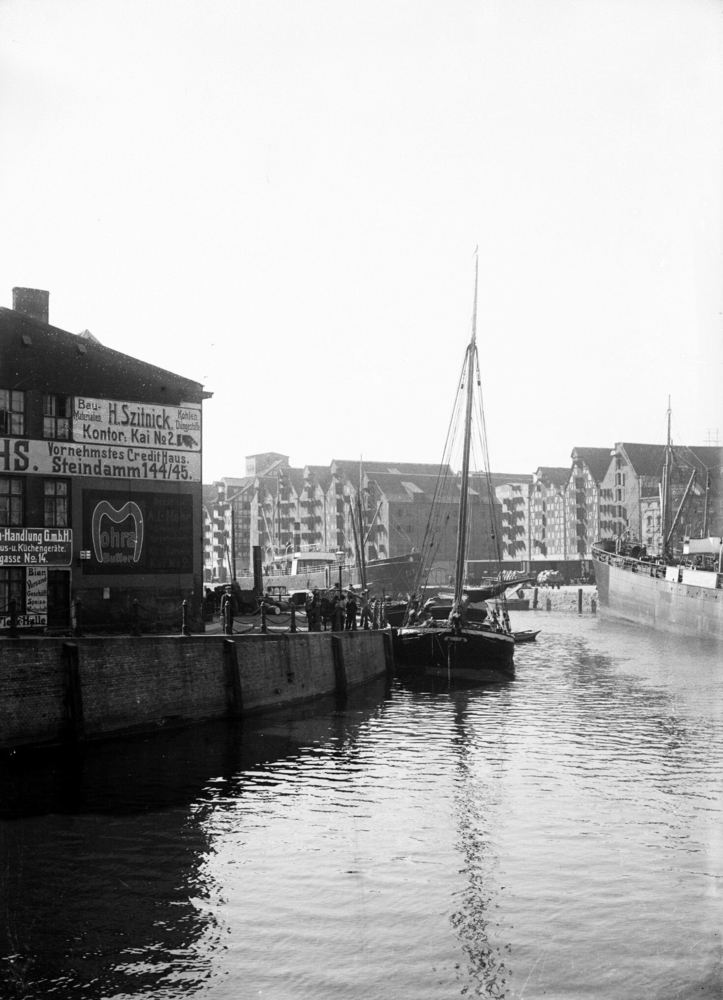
[{"left": 0, "top": 630, "right": 389, "bottom": 749}]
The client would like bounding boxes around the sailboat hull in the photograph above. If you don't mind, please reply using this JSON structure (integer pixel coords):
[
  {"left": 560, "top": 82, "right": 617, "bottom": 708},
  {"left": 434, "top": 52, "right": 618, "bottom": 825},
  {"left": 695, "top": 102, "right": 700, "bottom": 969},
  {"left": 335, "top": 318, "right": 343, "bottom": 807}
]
[{"left": 393, "top": 625, "right": 515, "bottom": 682}]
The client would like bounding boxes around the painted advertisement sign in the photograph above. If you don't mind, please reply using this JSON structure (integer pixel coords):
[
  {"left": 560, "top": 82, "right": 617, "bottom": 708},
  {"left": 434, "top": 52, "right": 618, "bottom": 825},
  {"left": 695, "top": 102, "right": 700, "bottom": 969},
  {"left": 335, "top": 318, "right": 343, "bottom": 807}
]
[
  {"left": 1, "top": 437, "right": 200, "bottom": 482},
  {"left": 73, "top": 397, "right": 201, "bottom": 451},
  {"left": 0, "top": 527, "right": 73, "bottom": 566},
  {"left": 82, "top": 489, "right": 194, "bottom": 575},
  {"left": 26, "top": 567, "right": 48, "bottom": 615}
]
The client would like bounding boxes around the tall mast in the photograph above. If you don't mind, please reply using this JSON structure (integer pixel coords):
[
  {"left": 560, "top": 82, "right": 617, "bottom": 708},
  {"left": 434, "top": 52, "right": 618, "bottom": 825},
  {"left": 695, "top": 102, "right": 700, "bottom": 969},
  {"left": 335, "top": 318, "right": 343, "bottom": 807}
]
[
  {"left": 660, "top": 396, "right": 672, "bottom": 558},
  {"left": 454, "top": 255, "right": 479, "bottom": 605}
]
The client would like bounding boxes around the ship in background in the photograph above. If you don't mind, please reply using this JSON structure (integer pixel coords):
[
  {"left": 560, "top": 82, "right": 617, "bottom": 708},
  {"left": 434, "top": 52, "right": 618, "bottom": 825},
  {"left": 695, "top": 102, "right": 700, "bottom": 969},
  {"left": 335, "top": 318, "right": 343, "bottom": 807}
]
[{"left": 591, "top": 404, "right": 723, "bottom": 640}]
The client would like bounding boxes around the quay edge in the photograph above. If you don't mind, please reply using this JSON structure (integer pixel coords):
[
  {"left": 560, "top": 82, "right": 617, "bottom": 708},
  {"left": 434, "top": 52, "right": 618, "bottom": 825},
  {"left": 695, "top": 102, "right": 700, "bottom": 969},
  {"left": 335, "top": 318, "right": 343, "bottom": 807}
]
[{"left": 0, "top": 630, "right": 393, "bottom": 750}]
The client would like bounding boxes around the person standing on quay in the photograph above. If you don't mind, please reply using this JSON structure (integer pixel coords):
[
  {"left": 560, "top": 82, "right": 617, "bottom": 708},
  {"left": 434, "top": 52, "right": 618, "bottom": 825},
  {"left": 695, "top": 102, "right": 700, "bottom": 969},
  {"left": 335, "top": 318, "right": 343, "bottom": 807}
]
[
  {"left": 345, "top": 590, "right": 358, "bottom": 631},
  {"left": 359, "top": 590, "right": 372, "bottom": 629}
]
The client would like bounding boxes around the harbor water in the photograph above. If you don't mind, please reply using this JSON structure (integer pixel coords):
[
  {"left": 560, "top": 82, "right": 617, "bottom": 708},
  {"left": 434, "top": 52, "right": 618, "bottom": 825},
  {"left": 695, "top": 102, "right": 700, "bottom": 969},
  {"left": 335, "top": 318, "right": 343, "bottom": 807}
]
[{"left": 1, "top": 612, "right": 721, "bottom": 999}]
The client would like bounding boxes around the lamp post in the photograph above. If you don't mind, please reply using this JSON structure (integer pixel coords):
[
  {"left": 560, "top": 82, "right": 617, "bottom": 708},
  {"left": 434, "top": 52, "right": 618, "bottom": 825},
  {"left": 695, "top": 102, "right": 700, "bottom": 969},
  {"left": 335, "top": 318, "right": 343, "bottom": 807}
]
[{"left": 335, "top": 549, "right": 345, "bottom": 593}]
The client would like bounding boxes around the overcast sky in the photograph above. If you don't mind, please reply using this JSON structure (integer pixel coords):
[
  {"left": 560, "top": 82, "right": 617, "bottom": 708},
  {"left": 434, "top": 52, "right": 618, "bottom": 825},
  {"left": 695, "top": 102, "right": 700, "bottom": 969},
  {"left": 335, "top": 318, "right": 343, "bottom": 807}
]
[{"left": 2, "top": 0, "right": 721, "bottom": 481}]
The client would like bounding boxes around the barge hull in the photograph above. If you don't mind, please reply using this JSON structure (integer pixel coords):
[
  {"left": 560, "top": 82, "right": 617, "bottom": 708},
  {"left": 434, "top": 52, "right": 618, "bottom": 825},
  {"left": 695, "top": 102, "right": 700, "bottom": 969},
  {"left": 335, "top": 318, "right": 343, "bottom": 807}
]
[{"left": 592, "top": 553, "right": 723, "bottom": 640}]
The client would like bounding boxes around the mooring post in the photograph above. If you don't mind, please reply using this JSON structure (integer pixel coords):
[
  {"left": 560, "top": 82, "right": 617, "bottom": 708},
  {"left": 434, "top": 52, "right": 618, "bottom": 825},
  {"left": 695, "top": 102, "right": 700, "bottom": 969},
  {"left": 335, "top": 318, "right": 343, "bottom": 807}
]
[
  {"left": 132, "top": 599, "right": 140, "bottom": 636},
  {"left": 591, "top": 597, "right": 597, "bottom": 615},
  {"left": 532, "top": 587, "right": 538, "bottom": 610},
  {"left": 61, "top": 642, "right": 85, "bottom": 742},
  {"left": 74, "top": 598, "right": 83, "bottom": 637},
  {"left": 181, "top": 599, "right": 190, "bottom": 636},
  {"left": 222, "top": 639, "right": 243, "bottom": 717},
  {"left": 290, "top": 603, "right": 296, "bottom": 633},
  {"left": 577, "top": 588, "right": 583, "bottom": 614},
  {"left": 8, "top": 599, "right": 19, "bottom": 638},
  {"left": 224, "top": 598, "right": 233, "bottom": 635},
  {"left": 261, "top": 604, "right": 268, "bottom": 634}
]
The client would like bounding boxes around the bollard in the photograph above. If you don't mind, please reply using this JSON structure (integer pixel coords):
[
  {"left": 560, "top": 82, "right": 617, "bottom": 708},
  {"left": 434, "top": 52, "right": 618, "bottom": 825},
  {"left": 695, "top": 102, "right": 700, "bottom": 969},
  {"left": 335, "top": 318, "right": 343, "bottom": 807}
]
[
  {"left": 591, "top": 597, "right": 597, "bottom": 615},
  {"left": 224, "top": 598, "right": 233, "bottom": 635},
  {"left": 545, "top": 596, "right": 551, "bottom": 612},
  {"left": 532, "top": 587, "right": 538, "bottom": 610},
  {"left": 290, "top": 603, "right": 297, "bottom": 633},
  {"left": 261, "top": 604, "right": 268, "bottom": 634},
  {"left": 577, "top": 588, "right": 583, "bottom": 614},
  {"left": 74, "top": 598, "right": 83, "bottom": 637},
  {"left": 132, "top": 599, "right": 141, "bottom": 636},
  {"left": 8, "top": 598, "right": 19, "bottom": 638},
  {"left": 181, "top": 599, "right": 190, "bottom": 636}
]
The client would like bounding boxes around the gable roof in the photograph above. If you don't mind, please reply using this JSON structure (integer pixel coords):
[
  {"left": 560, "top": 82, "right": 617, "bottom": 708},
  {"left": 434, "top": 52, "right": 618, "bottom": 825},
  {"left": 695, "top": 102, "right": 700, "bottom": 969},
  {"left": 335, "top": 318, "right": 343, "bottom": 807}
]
[
  {"left": 0, "top": 306, "right": 209, "bottom": 404},
  {"left": 535, "top": 466, "right": 570, "bottom": 488},
  {"left": 571, "top": 447, "right": 613, "bottom": 485}
]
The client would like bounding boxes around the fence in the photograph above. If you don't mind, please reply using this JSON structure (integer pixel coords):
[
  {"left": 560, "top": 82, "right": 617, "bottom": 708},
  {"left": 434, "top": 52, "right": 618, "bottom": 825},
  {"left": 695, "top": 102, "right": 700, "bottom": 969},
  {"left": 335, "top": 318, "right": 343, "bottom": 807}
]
[{"left": 0, "top": 598, "right": 390, "bottom": 638}]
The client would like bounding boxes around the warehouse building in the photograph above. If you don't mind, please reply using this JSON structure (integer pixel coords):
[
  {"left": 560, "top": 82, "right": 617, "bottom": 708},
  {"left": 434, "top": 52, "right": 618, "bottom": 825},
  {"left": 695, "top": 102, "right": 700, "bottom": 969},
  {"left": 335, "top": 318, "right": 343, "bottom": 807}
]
[{"left": 1, "top": 287, "right": 210, "bottom": 630}]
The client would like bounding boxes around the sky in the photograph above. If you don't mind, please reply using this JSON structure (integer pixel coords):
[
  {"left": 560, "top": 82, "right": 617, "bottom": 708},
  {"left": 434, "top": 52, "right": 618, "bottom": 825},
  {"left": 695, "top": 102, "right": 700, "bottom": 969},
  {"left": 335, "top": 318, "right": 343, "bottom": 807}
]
[{"left": 1, "top": 0, "right": 722, "bottom": 482}]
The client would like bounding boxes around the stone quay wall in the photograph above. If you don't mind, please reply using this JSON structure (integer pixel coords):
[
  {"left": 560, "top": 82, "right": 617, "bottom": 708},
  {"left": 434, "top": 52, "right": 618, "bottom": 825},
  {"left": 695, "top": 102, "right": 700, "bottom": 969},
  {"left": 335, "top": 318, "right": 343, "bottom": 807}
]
[{"left": 0, "top": 630, "right": 392, "bottom": 750}]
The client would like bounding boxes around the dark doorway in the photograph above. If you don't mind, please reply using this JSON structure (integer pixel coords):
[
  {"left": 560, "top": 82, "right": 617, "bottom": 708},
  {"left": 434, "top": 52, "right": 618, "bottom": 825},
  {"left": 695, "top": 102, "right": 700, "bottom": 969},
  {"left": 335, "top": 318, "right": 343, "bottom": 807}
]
[{"left": 47, "top": 570, "right": 71, "bottom": 629}]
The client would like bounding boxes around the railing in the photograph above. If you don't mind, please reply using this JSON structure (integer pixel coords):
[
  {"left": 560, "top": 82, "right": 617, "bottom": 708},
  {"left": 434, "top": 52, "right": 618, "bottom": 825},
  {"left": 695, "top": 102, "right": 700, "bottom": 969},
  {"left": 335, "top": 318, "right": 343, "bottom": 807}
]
[{"left": 1, "top": 598, "right": 390, "bottom": 637}]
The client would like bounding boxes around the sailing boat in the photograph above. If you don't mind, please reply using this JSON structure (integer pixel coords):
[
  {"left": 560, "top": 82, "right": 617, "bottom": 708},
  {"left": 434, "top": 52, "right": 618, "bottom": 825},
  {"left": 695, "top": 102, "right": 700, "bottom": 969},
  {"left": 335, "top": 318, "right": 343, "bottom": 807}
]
[{"left": 392, "top": 255, "right": 515, "bottom": 681}]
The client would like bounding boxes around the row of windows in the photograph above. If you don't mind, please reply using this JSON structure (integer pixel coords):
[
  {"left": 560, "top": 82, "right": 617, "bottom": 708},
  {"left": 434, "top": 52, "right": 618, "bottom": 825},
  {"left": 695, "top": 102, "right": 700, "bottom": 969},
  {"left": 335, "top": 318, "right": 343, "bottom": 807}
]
[
  {"left": 1, "top": 567, "right": 25, "bottom": 614},
  {"left": 0, "top": 477, "right": 69, "bottom": 527},
  {"left": 0, "top": 390, "right": 71, "bottom": 440}
]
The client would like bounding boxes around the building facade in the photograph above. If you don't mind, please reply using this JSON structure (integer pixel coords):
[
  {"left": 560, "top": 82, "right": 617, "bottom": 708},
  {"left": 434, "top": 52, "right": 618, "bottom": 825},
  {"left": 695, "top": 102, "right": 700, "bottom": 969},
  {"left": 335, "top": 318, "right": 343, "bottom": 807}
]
[{"left": 1, "top": 287, "right": 208, "bottom": 629}]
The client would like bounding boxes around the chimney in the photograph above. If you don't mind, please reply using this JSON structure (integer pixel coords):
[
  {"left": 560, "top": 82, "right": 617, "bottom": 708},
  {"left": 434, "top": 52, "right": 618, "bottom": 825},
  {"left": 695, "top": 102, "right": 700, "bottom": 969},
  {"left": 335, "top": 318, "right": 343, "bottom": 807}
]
[{"left": 12, "top": 287, "right": 50, "bottom": 325}]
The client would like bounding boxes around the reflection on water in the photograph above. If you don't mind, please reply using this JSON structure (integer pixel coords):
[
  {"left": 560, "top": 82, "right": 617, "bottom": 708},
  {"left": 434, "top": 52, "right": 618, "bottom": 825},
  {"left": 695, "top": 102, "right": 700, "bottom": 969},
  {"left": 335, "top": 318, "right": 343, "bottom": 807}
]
[{"left": 1, "top": 616, "right": 722, "bottom": 999}]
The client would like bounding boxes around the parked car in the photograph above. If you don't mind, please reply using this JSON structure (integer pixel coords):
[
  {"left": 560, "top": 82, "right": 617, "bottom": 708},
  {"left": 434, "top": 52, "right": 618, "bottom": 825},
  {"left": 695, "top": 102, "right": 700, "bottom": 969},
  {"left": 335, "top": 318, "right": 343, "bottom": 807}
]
[{"left": 536, "top": 570, "right": 564, "bottom": 588}]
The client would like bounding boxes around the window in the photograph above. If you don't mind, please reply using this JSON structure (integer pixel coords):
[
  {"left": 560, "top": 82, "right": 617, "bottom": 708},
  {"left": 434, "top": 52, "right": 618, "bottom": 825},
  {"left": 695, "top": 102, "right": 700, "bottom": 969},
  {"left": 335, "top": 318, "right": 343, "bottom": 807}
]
[
  {"left": 0, "top": 389, "right": 25, "bottom": 435},
  {"left": 44, "top": 479, "right": 70, "bottom": 527},
  {"left": 43, "top": 394, "right": 71, "bottom": 440},
  {"left": 0, "top": 477, "right": 23, "bottom": 526},
  {"left": 0, "top": 568, "right": 25, "bottom": 614}
]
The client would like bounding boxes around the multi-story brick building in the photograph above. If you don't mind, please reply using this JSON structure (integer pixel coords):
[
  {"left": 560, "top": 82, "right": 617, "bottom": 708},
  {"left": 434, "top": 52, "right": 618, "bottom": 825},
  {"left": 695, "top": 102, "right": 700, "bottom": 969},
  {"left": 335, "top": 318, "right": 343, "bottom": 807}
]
[{"left": 1, "top": 287, "right": 209, "bottom": 629}]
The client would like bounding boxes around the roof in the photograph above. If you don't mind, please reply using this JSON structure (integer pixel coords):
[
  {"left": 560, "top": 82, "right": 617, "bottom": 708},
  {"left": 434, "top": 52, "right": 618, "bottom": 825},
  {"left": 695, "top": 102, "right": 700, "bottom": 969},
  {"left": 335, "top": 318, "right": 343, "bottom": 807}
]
[
  {"left": 332, "top": 459, "right": 451, "bottom": 479},
  {"left": 303, "top": 465, "right": 333, "bottom": 492},
  {"left": 571, "top": 447, "right": 613, "bottom": 484},
  {"left": 534, "top": 466, "right": 570, "bottom": 488},
  {"left": 617, "top": 443, "right": 666, "bottom": 478},
  {"left": 0, "top": 306, "right": 209, "bottom": 404}
]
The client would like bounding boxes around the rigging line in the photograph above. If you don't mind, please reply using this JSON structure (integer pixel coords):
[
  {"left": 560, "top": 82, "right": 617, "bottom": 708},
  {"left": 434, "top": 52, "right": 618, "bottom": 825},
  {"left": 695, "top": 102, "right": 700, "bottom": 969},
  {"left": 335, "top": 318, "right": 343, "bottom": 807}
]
[{"left": 411, "top": 365, "right": 467, "bottom": 597}]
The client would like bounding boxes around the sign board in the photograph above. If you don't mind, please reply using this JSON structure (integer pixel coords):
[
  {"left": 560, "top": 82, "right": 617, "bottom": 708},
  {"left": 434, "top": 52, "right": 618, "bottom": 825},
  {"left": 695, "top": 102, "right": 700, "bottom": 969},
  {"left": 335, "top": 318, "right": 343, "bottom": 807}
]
[
  {"left": 0, "top": 527, "right": 73, "bottom": 566},
  {"left": 26, "top": 567, "right": 48, "bottom": 614},
  {"left": 82, "top": 489, "right": 194, "bottom": 575},
  {"left": 0, "top": 613, "right": 48, "bottom": 629},
  {"left": 0, "top": 566, "right": 49, "bottom": 628},
  {"left": 73, "top": 397, "right": 201, "bottom": 451},
  {"left": 1, "top": 438, "right": 201, "bottom": 483}
]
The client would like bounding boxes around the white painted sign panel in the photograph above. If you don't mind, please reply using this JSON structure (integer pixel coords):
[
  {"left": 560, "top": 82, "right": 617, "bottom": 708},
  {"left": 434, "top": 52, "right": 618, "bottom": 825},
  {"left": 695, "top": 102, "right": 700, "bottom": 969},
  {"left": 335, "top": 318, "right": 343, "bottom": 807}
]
[
  {"left": 5, "top": 439, "right": 201, "bottom": 482},
  {"left": 73, "top": 397, "right": 202, "bottom": 451}
]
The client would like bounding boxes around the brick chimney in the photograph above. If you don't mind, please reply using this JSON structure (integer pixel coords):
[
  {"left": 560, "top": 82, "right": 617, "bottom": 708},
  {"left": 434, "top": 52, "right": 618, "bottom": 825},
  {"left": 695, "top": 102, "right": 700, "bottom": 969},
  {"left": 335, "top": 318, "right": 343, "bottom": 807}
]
[{"left": 12, "top": 287, "right": 49, "bottom": 325}]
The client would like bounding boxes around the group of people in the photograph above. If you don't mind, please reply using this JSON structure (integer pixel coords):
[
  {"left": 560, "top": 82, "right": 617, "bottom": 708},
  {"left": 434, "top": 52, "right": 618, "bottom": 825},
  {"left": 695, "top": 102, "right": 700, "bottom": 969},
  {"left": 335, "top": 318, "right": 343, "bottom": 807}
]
[{"left": 305, "top": 586, "right": 377, "bottom": 632}]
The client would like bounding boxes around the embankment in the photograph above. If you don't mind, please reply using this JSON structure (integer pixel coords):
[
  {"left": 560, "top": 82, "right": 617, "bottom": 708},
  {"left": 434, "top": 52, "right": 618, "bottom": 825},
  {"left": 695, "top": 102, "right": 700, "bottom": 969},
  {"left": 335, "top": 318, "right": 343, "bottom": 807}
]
[
  {"left": 0, "top": 630, "right": 393, "bottom": 750},
  {"left": 528, "top": 586, "right": 598, "bottom": 613}
]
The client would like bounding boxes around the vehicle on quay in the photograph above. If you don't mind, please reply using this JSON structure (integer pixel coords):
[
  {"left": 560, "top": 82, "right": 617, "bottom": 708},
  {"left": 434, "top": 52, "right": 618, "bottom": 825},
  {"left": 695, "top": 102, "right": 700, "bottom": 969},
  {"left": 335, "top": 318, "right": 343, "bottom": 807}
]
[{"left": 536, "top": 570, "right": 564, "bottom": 587}]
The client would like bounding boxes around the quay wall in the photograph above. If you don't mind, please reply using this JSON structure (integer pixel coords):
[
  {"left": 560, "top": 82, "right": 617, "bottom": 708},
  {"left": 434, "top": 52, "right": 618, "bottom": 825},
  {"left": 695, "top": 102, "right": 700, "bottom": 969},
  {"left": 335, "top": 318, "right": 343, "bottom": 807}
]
[{"left": 0, "top": 630, "right": 391, "bottom": 750}]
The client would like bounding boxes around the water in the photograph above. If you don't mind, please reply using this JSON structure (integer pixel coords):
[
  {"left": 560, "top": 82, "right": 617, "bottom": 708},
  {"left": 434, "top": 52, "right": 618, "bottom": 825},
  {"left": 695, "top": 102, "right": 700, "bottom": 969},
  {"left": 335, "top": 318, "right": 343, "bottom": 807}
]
[{"left": 1, "top": 613, "right": 722, "bottom": 999}]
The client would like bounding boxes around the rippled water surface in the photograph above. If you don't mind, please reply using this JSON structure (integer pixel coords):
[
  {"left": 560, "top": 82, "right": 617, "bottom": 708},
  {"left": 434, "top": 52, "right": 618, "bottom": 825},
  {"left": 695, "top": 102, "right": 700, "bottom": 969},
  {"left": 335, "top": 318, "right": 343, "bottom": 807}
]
[{"left": 1, "top": 613, "right": 722, "bottom": 998}]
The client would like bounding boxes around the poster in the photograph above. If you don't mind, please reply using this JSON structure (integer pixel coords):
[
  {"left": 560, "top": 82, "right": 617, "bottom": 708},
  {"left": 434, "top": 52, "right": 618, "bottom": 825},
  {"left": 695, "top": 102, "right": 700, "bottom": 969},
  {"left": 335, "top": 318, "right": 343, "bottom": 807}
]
[{"left": 82, "top": 489, "right": 194, "bottom": 575}]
